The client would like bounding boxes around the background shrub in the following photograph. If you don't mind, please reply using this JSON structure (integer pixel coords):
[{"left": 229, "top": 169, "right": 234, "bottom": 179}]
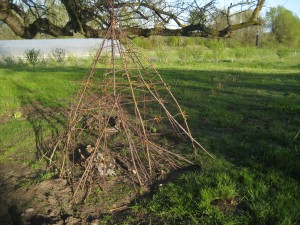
[
  {"left": 166, "top": 36, "right": 179, "bottom": 47},
  {"left": 190, "top": 47, "right": 203, "bottom": 61},
  {"left": 276, "top": 48, "right": 290, "bottom": 59},
  {"left": 156, "top": 47, "right": 170, "bottom": 63},
  {"left": 52, "top": 48, "right": 66, "bottom": 63},
  {"left": 132, "top": 37, "right": 152, "bottom": 49},
  {"left": 0, "top": 56, "right": 16, "bottom": 66},
  {"left": 24, "top": 49, "right": 41, "bottom": 66},
  {"left": 178, "top": 47, "right": 192, "bottom": 62},
  {"left": 233, "top": 47, "right": 256, "bottom": 60}
]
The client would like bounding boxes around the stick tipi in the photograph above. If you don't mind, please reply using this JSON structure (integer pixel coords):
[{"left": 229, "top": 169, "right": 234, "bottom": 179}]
[{"left": 50, "top": 0, "right": 211, "bottom": 197}]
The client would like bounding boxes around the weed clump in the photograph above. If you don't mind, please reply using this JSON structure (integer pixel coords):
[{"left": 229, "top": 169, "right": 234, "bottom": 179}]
[{"left": 24, "top": 48, "right": 41, "bottom": 66}]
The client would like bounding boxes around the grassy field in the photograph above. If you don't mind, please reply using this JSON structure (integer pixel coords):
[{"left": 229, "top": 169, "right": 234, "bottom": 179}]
[{"left": 0, "top": 50, "right": 299, "bottom": 224}]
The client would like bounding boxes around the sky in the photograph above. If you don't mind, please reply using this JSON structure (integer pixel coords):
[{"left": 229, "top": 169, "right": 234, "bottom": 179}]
[
  {"left": 263, "top": 0, "right": 300, "bottom": 17},
  {"left": 218, "top": 0, "right": 300, "bottom": 17}
]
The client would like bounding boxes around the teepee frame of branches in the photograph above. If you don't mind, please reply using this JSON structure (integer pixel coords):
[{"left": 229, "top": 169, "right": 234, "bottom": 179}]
[{"left": 49, "top": 0, "right": 212, "bottom": 197}]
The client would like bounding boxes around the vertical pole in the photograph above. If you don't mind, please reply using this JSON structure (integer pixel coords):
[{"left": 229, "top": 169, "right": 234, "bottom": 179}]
[
  {"left": 256, "top": 30, "right": 259, "bottom": 47},
  {"left": 109, "top": 0, "right": 117, "bottom": 99}
]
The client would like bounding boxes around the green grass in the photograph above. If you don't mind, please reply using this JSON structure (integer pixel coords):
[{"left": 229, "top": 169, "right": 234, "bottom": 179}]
[
  {"left": 0, "top": 65, "right": 84, "bottom": 166},
  {"left": 0, "top": 52, "right": 299, "bottom": 224},
  {"left": 132, "top": 56, "right": 299, "bottom": 225},
  {"left": 0, "top": 66, "right": 85, "bottom": 111},
  {"left": 135, "top": 161, "right": 299, "bottom": 224}
]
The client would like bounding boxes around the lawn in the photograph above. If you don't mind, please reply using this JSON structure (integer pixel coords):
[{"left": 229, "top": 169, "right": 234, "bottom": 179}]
[{"left": 0, "top": 53, "right": 299, "bottom": 224}]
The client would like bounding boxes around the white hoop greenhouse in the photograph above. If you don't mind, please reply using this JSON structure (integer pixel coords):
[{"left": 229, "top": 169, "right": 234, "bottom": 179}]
[{"left": 0, "top": 38, "right": 110, "bottom": 58}]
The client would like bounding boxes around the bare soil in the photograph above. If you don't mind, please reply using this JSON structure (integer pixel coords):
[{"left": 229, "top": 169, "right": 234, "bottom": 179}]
[
  {"left": 0, "top": 102, "right": 197, "bottom": 224},
  {"left": 0, "top": 104, "right": 138, "bottom": 225},
  {"left": 0, "top": 161, "right": 137, "bottom": 224}
]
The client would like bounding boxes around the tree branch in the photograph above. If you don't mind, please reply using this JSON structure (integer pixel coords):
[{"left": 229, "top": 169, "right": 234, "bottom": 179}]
[{"left": 0, "top": 0, "right": 266, "bottom": 39}]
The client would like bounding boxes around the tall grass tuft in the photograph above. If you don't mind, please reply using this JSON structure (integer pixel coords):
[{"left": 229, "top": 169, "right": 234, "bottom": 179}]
[
  {"left": 156, "top": 47, "right": 170, "bottom": 63},
  {"left": 233, "top": 47, "right": 256, "bottom": 61}
]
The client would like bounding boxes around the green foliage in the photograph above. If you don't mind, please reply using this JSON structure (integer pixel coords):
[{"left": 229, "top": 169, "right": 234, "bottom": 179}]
[
  {"left": 190, "top": 47, "right": 203, "bottom": 61},
  {"left": 0, "top": 56, "right": 25, "bottom": 67},
  {"left": 132, "top": 37, "right": 153, "bottom": 49},
  {"left": 276, "top": 47, "right": 290, "bottom": 59},
  {"left": 176, "top": 46, "right": 204, "bottom": 63},
  {"left": 233, "top": 47, "right": 256, "bottom": 60},
  {"left": 178, "top": 37, "right": 194, "bottom": 47},
  {"left": 150, "top": 36, "right": 166, "bottom": 48},
  {"left": 203, "top": 39, "right": 222, "bottom": 49},
  {"left": 266, "top": 6, "right": 300, "bottom": 47},
  {"left": 0, "top": 56, "right": 16, "bottom": 66},
  {"left": 24, "top": 48, "right": 41, "bottom": 66},
  {"left": 204, "top": 39, "right": 225, "bottom": 61},
  {"left": 156, "top": 47, "right": 170, "bottom": 63},
  {"left": 166, "top": 36, "right": 179, "bottom": 47},
  {"left": 178, "top": 47, "right": 192, "bottom": 62},
  {"left": 188, "top": 8, "right": 207, "bottom": 25}
]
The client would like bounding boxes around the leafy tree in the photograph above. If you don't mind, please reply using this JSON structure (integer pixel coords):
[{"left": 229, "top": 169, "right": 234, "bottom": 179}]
[
  {"left": 0, "top": 0, "right": 266, "bottom": 39},
  {"left": 266, "top": 6, "right": 300, "bottom": 47}
]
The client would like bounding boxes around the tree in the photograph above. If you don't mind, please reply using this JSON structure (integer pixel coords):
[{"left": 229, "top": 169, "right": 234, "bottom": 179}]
[
  {"left": 266, "top": 6, "right": 300, "bottom": 47},
  {"left": 0, "top": 0, "right": 266, "bottom": 39}
]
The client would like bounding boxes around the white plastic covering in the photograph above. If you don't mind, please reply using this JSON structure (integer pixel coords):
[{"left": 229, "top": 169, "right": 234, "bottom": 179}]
[{"left": 0, "top": 38, "right": 109, "bottom": 58}]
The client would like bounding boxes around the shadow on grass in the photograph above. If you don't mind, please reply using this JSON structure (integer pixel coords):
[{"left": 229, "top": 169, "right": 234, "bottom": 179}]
[
  {"left": 88, "top": 165, "right": 202, "bottom": 224},
  {"left": 160, "top": 68, "right": 300, "bottom": 180},
  {"left": 1, "top": 64, "right": 299, "bottom": 223},
  {"left": 12, "top": 81, "right": 68, "bottom": 161},
  {"left": 91, "top": 67, "right": 300, "bottom": 224},
  {"left": 3, "top": 65, "right": 300, "bottom": 179}
]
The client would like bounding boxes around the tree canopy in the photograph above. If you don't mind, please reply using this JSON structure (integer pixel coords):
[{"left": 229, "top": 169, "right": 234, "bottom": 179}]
[
  {"left": 0, "top": 0, "right": 266, "bottom": 39},
  {"left": 266, "top": 6, "right": 300, "bottom": 47}
]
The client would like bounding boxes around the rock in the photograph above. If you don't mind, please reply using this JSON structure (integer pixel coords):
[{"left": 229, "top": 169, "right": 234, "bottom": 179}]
[
  {"left": 25, "top": 208, "right": 34, "bottom": 213},
  {"left": 86, "top": 145, "right": 95, "bottom": 154},
  {"left": 65, "top": 216, "right": 81, "bottom": 224},
  {"left": 90, "top": 219, "right": 100, "bottom": 225},
  {"left": 107, "top": 168, "right": 116, "bottom": 176}
]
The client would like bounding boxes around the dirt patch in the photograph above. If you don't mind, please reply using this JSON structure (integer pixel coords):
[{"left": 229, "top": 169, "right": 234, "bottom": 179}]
[
  {"left": 0, "top": 163, "right": 35, "bottom": 224},
  {"left": 0, "top": 101, "right": 141, "bottom": 224},
  {"left": 0, "top": 100, "right": 198, "bottom": 224},
  {"left": 0, "top": 115, "right": 11, "bottom": 124},
  {"left": 0, "top": 161, "right": 138, "bottom": 224},
  {"left": 212, "top": 197, "right": 239, "bottom": 214}
]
